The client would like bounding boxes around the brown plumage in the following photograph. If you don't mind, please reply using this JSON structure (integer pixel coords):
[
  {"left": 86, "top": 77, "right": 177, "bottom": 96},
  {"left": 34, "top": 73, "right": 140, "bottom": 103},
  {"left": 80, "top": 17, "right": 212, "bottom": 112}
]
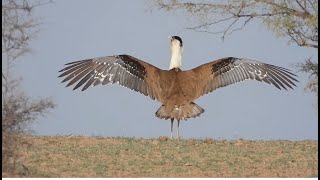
[{"left": 59, "top": 36, "right": 298, "bottom": 139}]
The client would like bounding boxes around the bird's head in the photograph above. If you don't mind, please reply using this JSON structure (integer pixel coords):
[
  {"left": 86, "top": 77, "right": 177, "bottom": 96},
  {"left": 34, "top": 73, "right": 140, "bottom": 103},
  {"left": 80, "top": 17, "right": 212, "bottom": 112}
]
[
  {"left": 170, "top": 36, "right": 183, "bottom": 48},
  {"left": 170, "top": 36, "right": 183, "bottom": 56}
]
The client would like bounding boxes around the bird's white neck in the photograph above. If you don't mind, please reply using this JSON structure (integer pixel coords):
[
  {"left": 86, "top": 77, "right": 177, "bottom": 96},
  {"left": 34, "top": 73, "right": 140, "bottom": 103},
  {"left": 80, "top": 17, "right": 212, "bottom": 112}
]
[{"left": 169, "top": 44, "right": 182, "bottom": 70}]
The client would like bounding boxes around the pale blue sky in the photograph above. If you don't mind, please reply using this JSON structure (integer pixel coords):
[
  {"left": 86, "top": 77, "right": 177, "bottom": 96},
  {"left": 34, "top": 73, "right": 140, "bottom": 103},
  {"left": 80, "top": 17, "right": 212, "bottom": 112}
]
[{"left": 16, "top": 0, "right": 317, "bottom": 140}]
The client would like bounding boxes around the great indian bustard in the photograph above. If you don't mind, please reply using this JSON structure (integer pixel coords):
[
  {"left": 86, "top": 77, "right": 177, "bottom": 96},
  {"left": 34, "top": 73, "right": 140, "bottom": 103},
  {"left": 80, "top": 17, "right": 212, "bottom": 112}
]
[{"left": 59, "top": 36, "right": 298, "bottom": 139}]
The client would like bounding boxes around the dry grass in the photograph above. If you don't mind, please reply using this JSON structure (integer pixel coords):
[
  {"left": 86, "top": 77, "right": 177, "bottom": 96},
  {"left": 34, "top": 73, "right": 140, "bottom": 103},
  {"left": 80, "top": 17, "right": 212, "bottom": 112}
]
[{"left": 4, "top": 135, "right": 318, "bottom": 178}]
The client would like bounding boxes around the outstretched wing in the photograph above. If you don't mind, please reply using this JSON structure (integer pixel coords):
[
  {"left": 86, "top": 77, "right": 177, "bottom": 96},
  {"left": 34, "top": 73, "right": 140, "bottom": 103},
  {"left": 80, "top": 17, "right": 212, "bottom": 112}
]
[
  {"left": 58, "top": 54, "right": 162, "bottom": 101},
  {"left": 188, "top": 57, "right": 298, "bottom": 99}
]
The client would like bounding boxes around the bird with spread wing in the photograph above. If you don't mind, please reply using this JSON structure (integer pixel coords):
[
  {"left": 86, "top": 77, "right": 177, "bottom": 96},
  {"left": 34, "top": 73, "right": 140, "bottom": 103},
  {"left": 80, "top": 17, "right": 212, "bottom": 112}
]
[{"left": 59, "top": 36, "right": 298, "bottom": 139}]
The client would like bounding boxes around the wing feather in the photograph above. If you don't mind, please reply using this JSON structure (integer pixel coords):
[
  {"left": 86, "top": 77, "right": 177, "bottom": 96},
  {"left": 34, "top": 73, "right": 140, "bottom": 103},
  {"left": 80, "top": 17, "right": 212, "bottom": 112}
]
[
  {"left": 59, "top": 55, "right": 162, "bottom": 101},
  {"left": 187, "top": 57, "right": 298, "bottom": 99},
  {"left": 58, "top": 60, "right": 87, "bottom": 73}
]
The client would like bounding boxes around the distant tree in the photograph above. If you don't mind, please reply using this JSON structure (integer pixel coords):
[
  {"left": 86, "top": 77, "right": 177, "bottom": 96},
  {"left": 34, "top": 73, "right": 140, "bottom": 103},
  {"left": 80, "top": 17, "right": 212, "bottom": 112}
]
[
  {"left": 153, "top": 0, "right": 318, "bottom": 108},
  {"left": 2, "top": 0, "right": 54, "bottom": 175}
]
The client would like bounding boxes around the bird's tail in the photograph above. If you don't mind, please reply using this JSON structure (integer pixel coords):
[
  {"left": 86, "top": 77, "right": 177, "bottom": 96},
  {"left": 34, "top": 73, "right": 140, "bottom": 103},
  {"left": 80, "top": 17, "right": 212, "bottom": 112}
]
[{"left": 155, "top": 102, "right": 204, "bottom": 120}]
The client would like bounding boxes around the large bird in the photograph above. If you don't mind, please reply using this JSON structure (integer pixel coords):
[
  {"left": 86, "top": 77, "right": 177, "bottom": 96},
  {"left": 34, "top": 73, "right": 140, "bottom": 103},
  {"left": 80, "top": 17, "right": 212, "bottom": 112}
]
[{"left": 59, "top": 36, "right": 298, "bottom": 139}]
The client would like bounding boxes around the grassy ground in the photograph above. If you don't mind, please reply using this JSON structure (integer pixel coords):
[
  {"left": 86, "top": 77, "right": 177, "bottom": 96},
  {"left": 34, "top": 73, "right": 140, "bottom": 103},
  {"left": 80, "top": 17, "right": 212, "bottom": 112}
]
[{"left": 5, "top": 135, "right": 318, "bottom": 177}]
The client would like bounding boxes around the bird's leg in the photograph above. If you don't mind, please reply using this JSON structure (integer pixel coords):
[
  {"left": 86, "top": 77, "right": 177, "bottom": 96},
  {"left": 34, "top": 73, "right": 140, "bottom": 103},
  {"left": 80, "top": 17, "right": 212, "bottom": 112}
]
[
  {"left": 170, "top": 118, "right": 174, "bottom": 140},
  {"left": 177, "top": 120, "right": 180, "bottom": 140}
]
